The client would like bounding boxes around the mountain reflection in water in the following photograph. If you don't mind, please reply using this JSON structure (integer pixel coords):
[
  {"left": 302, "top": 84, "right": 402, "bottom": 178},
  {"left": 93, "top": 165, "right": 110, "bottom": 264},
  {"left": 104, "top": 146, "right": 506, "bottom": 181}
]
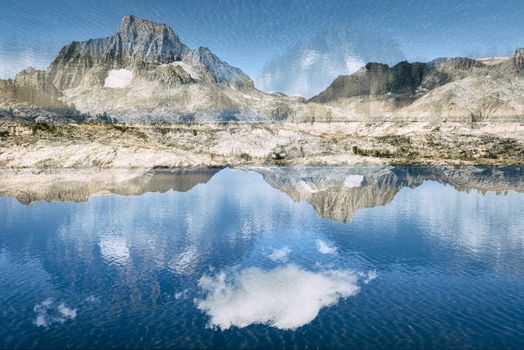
[
  {"left": 0, "top": 166, "right": 523, "bottom": 349},
  {"left": 1, "top": 165, "right": 522, "bottom": 223}
]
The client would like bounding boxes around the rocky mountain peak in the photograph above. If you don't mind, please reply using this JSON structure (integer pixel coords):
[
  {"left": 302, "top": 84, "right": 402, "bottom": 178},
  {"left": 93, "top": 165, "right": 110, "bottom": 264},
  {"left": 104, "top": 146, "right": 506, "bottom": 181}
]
[
  {"left": 118, "top": 15, "right": 166, "bottom": 33},
  {"left": 117, "top": 15, "right": 188, "bottom": 63},
  {"left": 46, "top": 15, "right": 252, "bottom": 91}
]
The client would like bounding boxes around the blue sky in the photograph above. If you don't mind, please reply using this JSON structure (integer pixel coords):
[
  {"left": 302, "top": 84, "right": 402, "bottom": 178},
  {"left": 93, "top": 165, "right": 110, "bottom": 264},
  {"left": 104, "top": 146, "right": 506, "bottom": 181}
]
[{"left": 1, "top": 0, "right": 523, "bottom": 79}]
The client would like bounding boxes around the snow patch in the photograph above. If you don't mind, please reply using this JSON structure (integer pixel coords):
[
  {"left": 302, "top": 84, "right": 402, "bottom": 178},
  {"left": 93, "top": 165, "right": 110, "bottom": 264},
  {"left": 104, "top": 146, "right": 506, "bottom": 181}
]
[
  {"left": 362, "top": 270, "right": 378, "bottom": 284},
  {"left": 104, "top": 69, "right": 133, "bottom": 88},
  {"left": 196, "top": 264, "right": 361, "bottom": 330},
  {"left": 343, "top": 175, "right": 364, "bottom": 188}
]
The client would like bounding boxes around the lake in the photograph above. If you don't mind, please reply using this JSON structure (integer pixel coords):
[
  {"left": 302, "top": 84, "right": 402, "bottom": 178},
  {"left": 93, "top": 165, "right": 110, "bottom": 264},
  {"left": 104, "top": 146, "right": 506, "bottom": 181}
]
[{"left": 1, "top": 166, "right": 523, "bottom": 349}]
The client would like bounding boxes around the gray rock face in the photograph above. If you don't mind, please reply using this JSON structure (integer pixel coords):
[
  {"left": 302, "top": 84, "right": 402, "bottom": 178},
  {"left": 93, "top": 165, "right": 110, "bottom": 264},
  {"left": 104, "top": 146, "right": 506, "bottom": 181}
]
[
  {"left": 310, "top": 53, "right": 523, "bottom": 104},
  {"left": 513, "top": 48, "right": 524, "bottom": 75},
  {"left": 0, "top": 67, "right": 65, "bottom": 107},
  {"left": 187, "top": 47, "right": 252, "bottom": 88},
  {"left": 46, "top": 15, "right": 252, "bottom": 91}
]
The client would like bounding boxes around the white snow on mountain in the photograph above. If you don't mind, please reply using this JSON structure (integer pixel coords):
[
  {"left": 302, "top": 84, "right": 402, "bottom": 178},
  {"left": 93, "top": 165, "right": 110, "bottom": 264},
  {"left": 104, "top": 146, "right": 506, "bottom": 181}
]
[{"left": 104, "top": 69, "right": 133, "bottom": 88}]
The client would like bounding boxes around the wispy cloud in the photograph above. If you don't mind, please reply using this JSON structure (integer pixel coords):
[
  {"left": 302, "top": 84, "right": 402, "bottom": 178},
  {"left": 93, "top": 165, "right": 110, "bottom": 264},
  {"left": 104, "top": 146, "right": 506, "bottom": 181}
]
[
  {"left": 267, "top": 247, "right": 291, "bottom": 262},
  {"left": 315, "top": 239, "right": 337, "bottom": 254}
]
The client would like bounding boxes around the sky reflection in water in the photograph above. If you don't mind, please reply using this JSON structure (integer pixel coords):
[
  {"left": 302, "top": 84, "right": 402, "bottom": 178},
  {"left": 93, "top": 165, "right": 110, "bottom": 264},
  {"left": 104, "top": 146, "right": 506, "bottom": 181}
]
[{"left": 0, "top": 166, "right": 523, "bottom": 349}]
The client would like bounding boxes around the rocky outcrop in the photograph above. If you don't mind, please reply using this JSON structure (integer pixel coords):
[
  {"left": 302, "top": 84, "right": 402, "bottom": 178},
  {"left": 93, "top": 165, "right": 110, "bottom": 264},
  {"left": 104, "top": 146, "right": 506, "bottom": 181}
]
[
  {"left": 0, "top": 67, "right": 65, "bottom": 107},
  {"left": 514, "top": 48, "right": 524, "bottom": 74},
  {"left": 0, "top": 15, "right": 267, "bottom": 122},
  {"left": 496, "top": 48, "right": 524, "bottom": 76}
]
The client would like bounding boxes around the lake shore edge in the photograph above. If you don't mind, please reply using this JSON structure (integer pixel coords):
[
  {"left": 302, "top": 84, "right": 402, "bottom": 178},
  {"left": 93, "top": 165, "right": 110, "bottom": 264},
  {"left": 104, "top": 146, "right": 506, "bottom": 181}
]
[{"left": 1, "top": 121, "right": 523, "bottom": 168}]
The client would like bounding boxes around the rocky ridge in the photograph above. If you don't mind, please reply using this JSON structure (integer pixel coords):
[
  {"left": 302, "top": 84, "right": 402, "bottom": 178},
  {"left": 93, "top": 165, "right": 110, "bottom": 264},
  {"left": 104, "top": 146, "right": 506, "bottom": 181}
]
[
  {"left": 309, "top": 49, "right": 524, "bottom": 121},
  {"left": 0, "top": 16, "right": 523, "bottom": 123}
]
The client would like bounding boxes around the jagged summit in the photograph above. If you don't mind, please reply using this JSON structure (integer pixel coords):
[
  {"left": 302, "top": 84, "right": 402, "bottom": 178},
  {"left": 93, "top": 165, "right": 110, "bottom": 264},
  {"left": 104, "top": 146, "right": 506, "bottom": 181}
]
[
  {"left": 116, "top": 15, "right": 189, "bottom": 64},
  {"left": 46, "top": 15, "right": 252, "bottom": 91}
]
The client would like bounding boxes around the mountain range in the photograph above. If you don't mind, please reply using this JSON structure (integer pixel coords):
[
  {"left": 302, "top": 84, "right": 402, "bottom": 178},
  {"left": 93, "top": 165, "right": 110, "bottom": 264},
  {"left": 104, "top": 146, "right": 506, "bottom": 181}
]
[
  {"left": 311, "top": 51, "right": 524, "bottom": 121},
  {"left": 0, "top": 15, "right": 523, "bottom": 123}
]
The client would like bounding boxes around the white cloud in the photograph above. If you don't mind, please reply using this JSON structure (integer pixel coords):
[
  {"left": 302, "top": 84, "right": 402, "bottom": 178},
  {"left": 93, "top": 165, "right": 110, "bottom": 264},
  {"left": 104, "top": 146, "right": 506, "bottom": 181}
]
[
  {"left": 85, "top": 295, "right": 100, "bottom": 303},
  {"left": 175, "top": 289, "right": 190, "bottom": 300},
  {"left": 345, "top": 55, "right": 365, "bottom": 75},
  {"left": 300, "top": 50, "right": 321, "bottom": 70},
  {"left": 104, "top": 69, "right": 133, "bottom": 88},
  {"left": 57, "top": 303, "right": 77, "bottom": 319},
  {"left": 33, "top": 299, "right": 77, "bottom": 328},
  {"left": 267, "top": 247, "right": 291, "bottom": 262},
  {"left": 196, "top": 264, "right": 361, "bottom": 330},
  {"left": 316, "top": 239, "right": 337, "bottom": 254}
]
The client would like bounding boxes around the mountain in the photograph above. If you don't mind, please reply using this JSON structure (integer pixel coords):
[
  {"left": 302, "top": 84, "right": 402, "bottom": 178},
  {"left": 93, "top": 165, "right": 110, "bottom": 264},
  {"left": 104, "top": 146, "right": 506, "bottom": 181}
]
[
  {"left": 47, "top": 15, "right": 252, "bottom": 91},
  {"left": 0, "top": 16, "right": 299, "bottom": 123},
  {"left": 1, "top": 16, "right": 523, "bottom": 124},
  {"left": 258, "top": 25, "right": 405, "bottom": 98},
  {"left": 309, "top": 49, "right": 524, "bottom": 121}
]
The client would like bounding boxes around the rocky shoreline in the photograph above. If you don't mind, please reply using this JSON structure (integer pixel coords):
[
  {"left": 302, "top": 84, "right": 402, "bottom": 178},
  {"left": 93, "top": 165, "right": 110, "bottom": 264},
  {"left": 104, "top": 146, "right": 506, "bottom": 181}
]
[{"left": 0, "top": 121, "right": 523, "bottom": 168}]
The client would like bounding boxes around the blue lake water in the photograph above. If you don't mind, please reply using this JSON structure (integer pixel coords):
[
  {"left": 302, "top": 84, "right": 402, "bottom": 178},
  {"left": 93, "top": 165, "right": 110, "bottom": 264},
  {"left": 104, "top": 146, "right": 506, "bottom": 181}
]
[{"left": 1, "top": 166, "right": 523, "bottom": 349}]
